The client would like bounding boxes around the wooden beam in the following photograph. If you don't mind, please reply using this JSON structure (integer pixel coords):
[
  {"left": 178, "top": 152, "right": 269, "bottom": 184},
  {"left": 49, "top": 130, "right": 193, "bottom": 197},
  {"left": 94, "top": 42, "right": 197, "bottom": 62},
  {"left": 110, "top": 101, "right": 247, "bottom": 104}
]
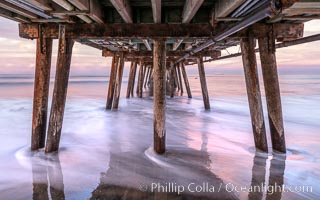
[
  {"left": 68, "top": 0, "right": 104, "bottom": 24},
  {"left": 31, "top": 38, "right": 53, "bottom": 150},
  {"left": 240, "top": 36, "right": 268, "bottom": 152},
  {"left": 258, "top": 31, "right": 286, "bottom": 153},
  {"left": 109, "top": 0, "right": 133, "bottom": 23},
  {"left": 52, "top": 0, "right": 93, "bottom": 23},
  {"left": 67, "top": 0, "right": 89, "bottom": 10},
  {"left": 24, "top": 0, "right": 52, "bottom": 10},
  {"left": 151, "top": 0, "right": 161, "bottom": 23},
  {"left": 113, "top": 52, "right": 125, "bottom": 109},
  {"left": 19, "top": 23, "right": 304, "bottom": 40},
  {"left": 0, "top": 0, "right": 38, "bottom": 19},
  {"left": 45, "top": 25, "right": 74, "bottom": 153},
  {"left": 197, "top": 57, "right": 210, "bottom": 110},
  {"left": 203, "top": 33, "right": 320, "bottom": 63},
  {"left": 0, "top": 7, "right": 29, "bottom": 23},
  {"left": 182, "top": 0, "right": 204, "bottom": 23},
  {"left": 102, "top": 50, "right": 221, "bottom": 58},
  {"left": 214, "top": 0, "right": 246, "bottom": 18},
  {"left": 283, "top": 8, "right": 320, "bottom": 15},
  {"left": 153, "top": 39, "right": 166, "bottom": 154},
  {"left": 18, "top": 23, "right": 215, "bottom": 39},
  {"left": 106, "top": 55, "right": 119, "bottom": 109}
]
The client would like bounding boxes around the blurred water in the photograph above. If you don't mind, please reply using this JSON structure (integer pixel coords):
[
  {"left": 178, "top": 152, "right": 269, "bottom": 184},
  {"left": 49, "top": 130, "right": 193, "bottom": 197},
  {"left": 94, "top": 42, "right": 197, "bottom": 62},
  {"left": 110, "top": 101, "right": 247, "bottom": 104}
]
[{"left": 0, "top": 74, "right": 319, "bottom": 200}]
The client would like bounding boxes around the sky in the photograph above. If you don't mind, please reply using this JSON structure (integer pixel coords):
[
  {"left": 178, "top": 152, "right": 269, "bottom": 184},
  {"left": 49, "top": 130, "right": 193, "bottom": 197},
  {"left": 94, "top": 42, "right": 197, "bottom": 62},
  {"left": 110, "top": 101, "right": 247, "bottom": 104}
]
[{"left": 0, "top": 17, "right": 319, "bottom": 76}]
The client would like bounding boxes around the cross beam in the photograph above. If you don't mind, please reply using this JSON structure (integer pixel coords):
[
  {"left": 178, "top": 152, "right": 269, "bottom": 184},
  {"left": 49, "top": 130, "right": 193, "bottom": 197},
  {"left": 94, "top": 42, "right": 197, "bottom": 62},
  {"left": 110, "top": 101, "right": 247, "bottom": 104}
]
[
  {"left": 102, "top": 50, "right": 221, "bottom": 58},
  {"left": 19, "top": 23, "right": 304, "bottom": 40}
]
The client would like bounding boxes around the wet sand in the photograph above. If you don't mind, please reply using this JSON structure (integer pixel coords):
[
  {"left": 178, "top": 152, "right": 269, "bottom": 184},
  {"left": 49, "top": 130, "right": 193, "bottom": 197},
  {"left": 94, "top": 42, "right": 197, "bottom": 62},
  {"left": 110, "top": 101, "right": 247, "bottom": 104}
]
[{"left": 0, "top": 75, "right": 319, "bottom": 199}]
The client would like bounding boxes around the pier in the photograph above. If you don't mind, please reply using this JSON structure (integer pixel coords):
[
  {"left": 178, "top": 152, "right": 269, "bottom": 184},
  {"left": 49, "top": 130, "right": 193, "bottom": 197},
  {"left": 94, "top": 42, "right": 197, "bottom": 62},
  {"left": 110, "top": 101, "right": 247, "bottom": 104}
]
[{"left": 1, "top": 0, "right": 319, "bottom": 154}]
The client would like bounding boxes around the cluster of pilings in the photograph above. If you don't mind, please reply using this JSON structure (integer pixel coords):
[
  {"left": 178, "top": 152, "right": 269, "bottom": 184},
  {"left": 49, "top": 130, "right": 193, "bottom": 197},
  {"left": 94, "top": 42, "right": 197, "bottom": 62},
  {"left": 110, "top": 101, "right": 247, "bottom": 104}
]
[
  {"left": 32, "top": 25, "right": 73, "bottom": 153},
  {"left": 31, "top": 29, "right": 286, "bottom": 154},
  {"left": 30, "top": 25, "right": 287, "bottom": 154}
]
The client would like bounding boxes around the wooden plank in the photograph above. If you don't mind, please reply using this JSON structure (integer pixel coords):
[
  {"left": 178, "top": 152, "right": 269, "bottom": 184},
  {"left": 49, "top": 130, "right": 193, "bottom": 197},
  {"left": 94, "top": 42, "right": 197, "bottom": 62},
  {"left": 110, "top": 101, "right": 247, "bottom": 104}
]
[
  {"left": 153, "top": 39, "right": 166, "bottom": 154},
  {"left": 182, "top": 0, "right": 204, "bottom": 23},
  {"left": 106, "top": 55, "right": 118, "bottom": 109},
  {"left": 45, "top": 25, "right": 74, "bottom": 153},
  {"left": 31, "top": 38, "right": 53, "bottom": 150},
  {"left": 240, "top": 36, "right": 268, "bottom": 152},
  {"left": 214, "top": 0, "right": 246, "bottom": 18},
  {"left": 181, "top": 63, "right": 192, "bottom": 98},
  {"left": 0, "top": 0, "right": 38, "bottom": 19},
  {"left": 151, "top": 0, "right": 161, "bottom": 23},
  {"left": 197, "top": 57, "right": 210, "bottom": 110},
  {"left": 113, "top": 52, "right": 125, "bottom": 109},
  {"left": 258, "top": 32, "right": 286, "bottom": 153},
  {"left": 109, "top": 0, "right": 133, "bottom": 23}
]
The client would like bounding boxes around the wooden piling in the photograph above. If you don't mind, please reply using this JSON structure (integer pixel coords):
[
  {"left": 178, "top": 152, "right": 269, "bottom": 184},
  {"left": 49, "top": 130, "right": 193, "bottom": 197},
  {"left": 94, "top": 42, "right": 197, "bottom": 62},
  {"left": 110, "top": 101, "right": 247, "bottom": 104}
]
[
  {"left": 197, "top": 57, "right": 210, "bottom": 110},
  {"left": 170, "top": 62, "right": 175, "bottom": 98},
  {"left": 174, "top": 66, "right": 180, "bottom": 91},
  {"left": 106, "top": 55, "right": 119, "bottom": 109},
  {"left": 144, "top": 66, "right": 150, "bottom": 88},
  {"left": 113, "top": 52, "right": 125, "bottom": 109},
  {"left": 126, "top": 62, "right": 134, "bottom": 98},
  {"left": 181, "top": 63, "right": 192, "bottom": 98},
  {"left": 45, "top": 25, "right": 74, "bottom": 153},
  {"left": 136, "top": 62, "right": 141, "bottom": 94},
  {"left": 31, "top": 38, "right": 53, "bottom": 150},
  {"left": 153, "top": 39, "right": 166, "bottom": 154},
  {"left": 240, "top": 36, "right": 268, "bottom": 152},
  {"left": 138, "top": 61, "right": 144, "bottom": 98},
  {"left": 258, "top": 33, "right": 286, "bottom": 153},
  {"left": 131, "top": 62, "right": 137, "bottom": 97},
  {"left": 177, "top": 64, "right": 184, "bottom": 95}
]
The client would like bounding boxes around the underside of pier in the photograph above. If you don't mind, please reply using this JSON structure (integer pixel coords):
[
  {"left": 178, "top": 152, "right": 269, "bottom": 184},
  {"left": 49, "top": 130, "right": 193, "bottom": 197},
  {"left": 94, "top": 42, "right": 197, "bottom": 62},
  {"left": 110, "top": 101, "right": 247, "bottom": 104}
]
[{"left": 1, "top": 0, "right": 320, "bottom": 154}]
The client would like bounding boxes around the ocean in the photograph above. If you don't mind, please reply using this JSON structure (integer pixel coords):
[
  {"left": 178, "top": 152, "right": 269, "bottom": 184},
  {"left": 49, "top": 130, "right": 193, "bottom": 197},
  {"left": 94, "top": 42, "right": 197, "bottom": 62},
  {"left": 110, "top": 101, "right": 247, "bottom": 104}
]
[{"left": 0, "top": 73, "right": 319, "bottom": 199}]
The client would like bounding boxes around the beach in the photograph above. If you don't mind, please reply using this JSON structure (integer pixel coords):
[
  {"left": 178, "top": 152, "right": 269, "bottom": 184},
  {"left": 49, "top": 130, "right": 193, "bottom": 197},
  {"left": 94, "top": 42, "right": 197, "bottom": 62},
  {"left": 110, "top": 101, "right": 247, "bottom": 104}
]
[{"left": 0, "top": 74, "right": 319, "bottom": 199}]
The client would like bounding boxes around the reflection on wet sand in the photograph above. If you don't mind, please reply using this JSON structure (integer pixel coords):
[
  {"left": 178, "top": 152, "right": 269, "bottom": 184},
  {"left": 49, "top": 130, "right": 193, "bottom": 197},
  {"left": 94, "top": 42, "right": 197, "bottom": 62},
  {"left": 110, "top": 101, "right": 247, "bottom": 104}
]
[
  {"left": 89, "top": 149, "right": 238, "bottom": 200},
  {"left": 267, "top": 154, "right": 286, "bottom": 200},
  {"left": 249, "top": 152, "right": 286, "bottom": 200},
  {"left": 31, "top": 154, "right": 65, "bottom": 200}
]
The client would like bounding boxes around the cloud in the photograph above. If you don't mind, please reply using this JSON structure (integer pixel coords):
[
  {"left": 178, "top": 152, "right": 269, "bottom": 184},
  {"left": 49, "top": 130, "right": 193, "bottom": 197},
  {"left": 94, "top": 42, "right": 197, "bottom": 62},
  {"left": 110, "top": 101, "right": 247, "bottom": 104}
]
[{"left": 0, "top": 17, "right": 319, "bottom": 75}]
